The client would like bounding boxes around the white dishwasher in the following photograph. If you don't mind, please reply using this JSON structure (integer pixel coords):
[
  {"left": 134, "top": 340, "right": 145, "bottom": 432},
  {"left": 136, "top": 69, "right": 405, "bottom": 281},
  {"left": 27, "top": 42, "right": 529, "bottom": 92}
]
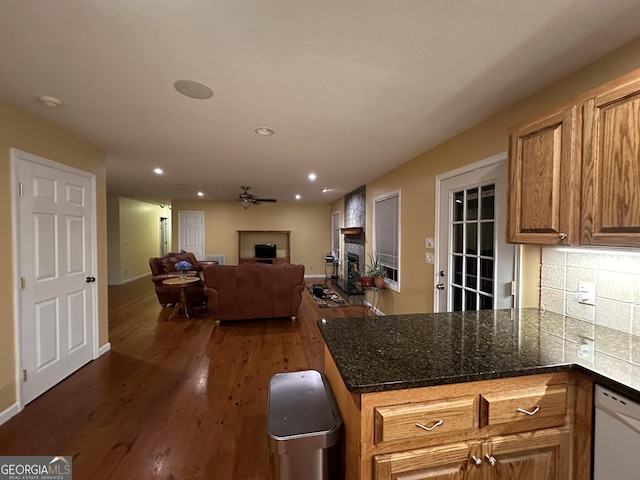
[{"left": 593, "top": 384, "right": 640, "bottom": 479}]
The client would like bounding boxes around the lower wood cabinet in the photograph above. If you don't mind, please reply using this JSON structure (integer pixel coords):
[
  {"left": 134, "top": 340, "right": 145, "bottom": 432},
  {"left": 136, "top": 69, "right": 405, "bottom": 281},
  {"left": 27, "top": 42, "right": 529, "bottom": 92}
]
[
  {"left": 373, "top": 441, "right": 475, "bottom": 480},
  {"left": 373, "top": 428, "right": 569, "bottom": 480},
  {"left": 324, "top": 348, "right": 591, "bottom": 480}
]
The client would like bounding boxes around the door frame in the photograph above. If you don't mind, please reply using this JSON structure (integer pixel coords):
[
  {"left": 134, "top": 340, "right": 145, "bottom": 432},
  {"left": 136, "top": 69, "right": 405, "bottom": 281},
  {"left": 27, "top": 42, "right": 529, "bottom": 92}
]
[
  {"left": 434, "top": 152, "right": 519, "bottom": 311},
  {"left": 10, "top": 148, "right": 99, "bottom": 410},
  {"left": 178, "top": 210, "right": 205, "bottom": 260}
]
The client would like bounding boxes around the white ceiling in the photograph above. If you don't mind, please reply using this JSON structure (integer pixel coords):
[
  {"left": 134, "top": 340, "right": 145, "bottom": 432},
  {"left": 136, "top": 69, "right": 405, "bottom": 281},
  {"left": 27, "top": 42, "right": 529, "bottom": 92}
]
[{"left": 2, "top": 1, "right": 640, "bottom": 205}]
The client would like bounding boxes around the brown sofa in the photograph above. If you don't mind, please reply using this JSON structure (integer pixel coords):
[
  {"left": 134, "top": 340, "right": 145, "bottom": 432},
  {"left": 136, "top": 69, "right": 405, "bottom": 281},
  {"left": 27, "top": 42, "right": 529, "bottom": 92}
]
[
  {"left": 149, "top": 251, "right": 218, "bottom": 306},
  {"left": 203, "top": 263, "right": 305, "bottom": 325}
]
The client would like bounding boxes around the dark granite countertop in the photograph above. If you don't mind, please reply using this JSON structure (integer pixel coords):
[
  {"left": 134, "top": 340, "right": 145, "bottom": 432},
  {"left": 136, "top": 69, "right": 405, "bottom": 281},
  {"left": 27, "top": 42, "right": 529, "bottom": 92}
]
[{"left": 317, "top": 308, "right": 640, "bottom": 400}]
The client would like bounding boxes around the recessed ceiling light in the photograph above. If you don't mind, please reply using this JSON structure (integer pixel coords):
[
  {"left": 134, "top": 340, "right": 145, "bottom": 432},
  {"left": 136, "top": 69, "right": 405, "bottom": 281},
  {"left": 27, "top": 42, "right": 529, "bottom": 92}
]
[
  {"left": 173, "top": 80, "right": 213, "bottom": 99},
  {"left": 37, "top": 95, "right": 62, "bottom": 108},
  {"left": 295, "top": 194, "right": 302, "bottom": 200},
  {"left": 197, "top": 191, "right": 204, "bottom": 197},
  {"left": 153, "top": 168, "right": 164, "bottom": 175},
  {"left": 255, "top": 127, "right": 275, "bottom": 136},
  {"left": 308, "top": 173, "right": 317, "bottom": 181}
]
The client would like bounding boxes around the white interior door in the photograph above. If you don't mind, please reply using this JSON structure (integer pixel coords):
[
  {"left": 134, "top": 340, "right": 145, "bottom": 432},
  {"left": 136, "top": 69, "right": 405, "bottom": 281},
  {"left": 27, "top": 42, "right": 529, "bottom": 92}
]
[
  {"left": 178, "top": 211, "right": 204, "bottom": 260},
  {"left": 14, "top": 150, "right": 96, "bottom": 405},
  {"left": 435, "top": 156, "right": 515, "bottom": 312}
]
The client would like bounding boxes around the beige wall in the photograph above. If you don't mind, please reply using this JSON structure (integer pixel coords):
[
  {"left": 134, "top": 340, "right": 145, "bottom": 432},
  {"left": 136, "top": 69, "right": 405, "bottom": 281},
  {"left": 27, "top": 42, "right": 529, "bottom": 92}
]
[
  {"left": 107, "top": 197, "right": 169, "bottom": 284},
  {"left": 0, "top": 98, "right": 107, "bottom": 412},
  {"left": 348, "top": 36, "right": 640, "bottom": 315},
  {"left": 170, "top": 200, "right": 331, "bottom": 274}
]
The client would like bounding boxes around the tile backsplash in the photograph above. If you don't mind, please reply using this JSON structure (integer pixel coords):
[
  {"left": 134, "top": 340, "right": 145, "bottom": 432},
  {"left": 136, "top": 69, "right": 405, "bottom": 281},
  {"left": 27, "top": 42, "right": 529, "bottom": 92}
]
[
  {"left": 540, "top": 247, "right": 640, "bottom": 334},
  {"left": 540, "top": 247, "right": 640, "bottom": 376}
]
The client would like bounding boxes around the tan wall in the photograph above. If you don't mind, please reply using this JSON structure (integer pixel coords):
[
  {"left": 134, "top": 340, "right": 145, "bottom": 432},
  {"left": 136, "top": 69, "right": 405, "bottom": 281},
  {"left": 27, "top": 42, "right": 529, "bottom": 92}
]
[
  {"left": 0, "top": 98, "right": 106, "bottom": 412},
  {"left": 170, "top": 200, "right": 331, "bottom": 274},
  {"left": 107, "top": 197, "right": 168, "bottom": 284},
  {"left": 352, "top": 36, "right": 640, "bottom": 315}
]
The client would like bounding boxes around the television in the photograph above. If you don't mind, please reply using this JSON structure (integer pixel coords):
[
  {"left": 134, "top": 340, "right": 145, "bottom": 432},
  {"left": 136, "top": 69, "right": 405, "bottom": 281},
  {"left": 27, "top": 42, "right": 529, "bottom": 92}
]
[{"left": 255, "top": 243, "right": 277, "bottom": 258}]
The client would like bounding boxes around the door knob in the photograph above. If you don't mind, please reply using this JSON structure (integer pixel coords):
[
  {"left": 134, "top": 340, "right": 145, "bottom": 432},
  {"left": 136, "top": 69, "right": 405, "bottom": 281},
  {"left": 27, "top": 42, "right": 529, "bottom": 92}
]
[
  {"left": 436, "top": 283, "right": 445, "bottom": 290},
  {"left": 85, "top": 276, "right": 96, "bottom": 283}
]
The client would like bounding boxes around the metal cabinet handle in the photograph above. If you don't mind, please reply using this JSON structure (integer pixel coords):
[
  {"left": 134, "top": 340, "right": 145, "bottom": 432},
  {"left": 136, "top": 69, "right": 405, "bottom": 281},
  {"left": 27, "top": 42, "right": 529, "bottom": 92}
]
[
  {"left": 485, "top": 454, "right": 497, "bottom": 466},
  {"left": 558, "top": 233, "right": 567, "bottom": 240},
  {"left": 470, "top": 456, "right": 483, "bottom": 467},
  {"left": 415, "top": 419, "right": 443, "bottom": 431},
  {"left": 516, "top": 406, "right": 540, "bottom": 416}
]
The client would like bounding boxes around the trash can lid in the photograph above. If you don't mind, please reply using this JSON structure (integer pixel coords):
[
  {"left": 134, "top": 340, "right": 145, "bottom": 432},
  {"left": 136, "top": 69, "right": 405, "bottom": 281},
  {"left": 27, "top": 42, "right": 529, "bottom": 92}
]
[{"left": 268, "top": 370, "right": 337, "bottom": 438}]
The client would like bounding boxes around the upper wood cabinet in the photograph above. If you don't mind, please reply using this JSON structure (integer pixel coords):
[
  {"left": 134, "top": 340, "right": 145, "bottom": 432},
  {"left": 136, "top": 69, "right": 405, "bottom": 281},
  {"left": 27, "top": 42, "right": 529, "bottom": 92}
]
[
  {"left": 507, "top": 106, "right": 580, "bottom": 245},
  {"left": 507, "top": 67, "right": 640, "bottom": 247},
  {"left": 581, "top": 76, "right": 640, "bottom": 246}
]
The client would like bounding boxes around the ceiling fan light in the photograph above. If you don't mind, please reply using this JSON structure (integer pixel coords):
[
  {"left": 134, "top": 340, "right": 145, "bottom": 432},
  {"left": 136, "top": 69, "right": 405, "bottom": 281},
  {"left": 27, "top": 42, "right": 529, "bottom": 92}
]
[{"left": 239, "top": 198, "right": 252, "bottom": 209}]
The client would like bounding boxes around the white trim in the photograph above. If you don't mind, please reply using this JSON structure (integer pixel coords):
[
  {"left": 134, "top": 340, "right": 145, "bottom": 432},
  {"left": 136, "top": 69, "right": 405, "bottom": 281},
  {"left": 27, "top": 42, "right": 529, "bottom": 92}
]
[
  {"left": 304, "top": 274, "right": 326, "bottom": 279},
  {"left": 0, "top": 402, "right": 20, "bottom": 427},
  {"left": 178, "top": 210, "right": 205, "bottom": 260},
  {"left": 98, "top": 342, "right": 111, "bottom": 357},
  {"left": 364, "top": 301, "right": 385, "bottom": 317},
  {"left": 435, "top": 152, "right": 507, "bottom": 182},
  {"left": 108, "top": 272, "right": 151, "bottom": 286},
  {"left": 434, "top": 153, "right": 508, "bottom": 311},
  {"left": 10, "top": 148, "right": 99, "bottom": 408},
  {"left": 10, "top": 152, "right": 21, "bottom": 414}
]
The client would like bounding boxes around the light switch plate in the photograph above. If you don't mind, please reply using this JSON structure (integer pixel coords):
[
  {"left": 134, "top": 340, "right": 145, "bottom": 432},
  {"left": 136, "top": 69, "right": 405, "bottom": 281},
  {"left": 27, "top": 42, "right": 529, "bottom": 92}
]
[
  {"left": 425, "top": 253, "right": 434, "bottom": 264},
  {"left": 425, "top": 237, "right": 435, "bottom": 248}
]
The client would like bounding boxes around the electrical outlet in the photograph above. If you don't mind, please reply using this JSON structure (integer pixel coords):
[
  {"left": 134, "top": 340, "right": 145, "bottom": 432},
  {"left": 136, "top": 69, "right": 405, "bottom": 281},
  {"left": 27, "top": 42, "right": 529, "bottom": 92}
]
[
  {"left": 425, "top": 237, "right": 435, "bottom": 249},
  {"left": 577, "top": 338, "right": 594, "bottom": 362},
  {"left": 576, "top": 281, "right": 596, "bottom": 306},
  {"left": 425, "top": 253, "right": 434, "bottom": 264}
]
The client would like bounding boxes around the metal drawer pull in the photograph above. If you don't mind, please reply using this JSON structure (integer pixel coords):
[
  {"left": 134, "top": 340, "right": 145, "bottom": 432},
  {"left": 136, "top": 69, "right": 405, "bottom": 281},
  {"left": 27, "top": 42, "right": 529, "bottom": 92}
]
[
  {"left": 415, "top": 419, "right": 444, "bottom": 431},
  {"left": 471, "top": 456, "right": 483, "bottom": 467},
  {"left": 558, "top": 233, "right": 567, "bottom": 240},
  {"left": 516, "top": 406, "right": 540, "bottom": 416},
  {"left": 485, "top": 454, "right": 497, "bottom": 466}
]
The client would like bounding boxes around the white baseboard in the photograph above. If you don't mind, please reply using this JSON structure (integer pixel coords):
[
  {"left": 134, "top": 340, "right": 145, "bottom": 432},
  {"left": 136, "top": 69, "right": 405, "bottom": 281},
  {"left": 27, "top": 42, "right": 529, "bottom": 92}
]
[
  {"left": 304, "top": 274, "right": 327, "bottom": 279},
  {"left": 0, "top": 402, "right": 20, "bottom": 427},
  {"left": 364, "top": 301, "right": 385, "bottom": 316},
  {"left": 108, "top": 272, "right": 150, "bottom": 286},
  {"left": 98, "top": 342, "right": 111, "bottom": 357}
]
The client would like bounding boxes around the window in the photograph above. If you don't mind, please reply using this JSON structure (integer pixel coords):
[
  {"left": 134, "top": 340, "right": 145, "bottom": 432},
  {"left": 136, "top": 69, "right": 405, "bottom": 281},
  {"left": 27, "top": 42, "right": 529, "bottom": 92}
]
[
  {"left": 331, "top": 211, "right": 341, "bottom": 259},
  {"left": 373, "top": 190, "right": 400, "bottom": 291}
]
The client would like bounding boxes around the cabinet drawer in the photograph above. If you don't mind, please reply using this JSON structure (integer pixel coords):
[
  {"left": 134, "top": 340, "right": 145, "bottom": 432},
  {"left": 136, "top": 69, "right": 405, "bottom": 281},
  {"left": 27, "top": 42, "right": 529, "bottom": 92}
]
[
  {"left": 374, "top": 396, "right": 477, "bottom": 444},
  {"left": 480, "top": 384, "right": 567, "bottom": 427}
]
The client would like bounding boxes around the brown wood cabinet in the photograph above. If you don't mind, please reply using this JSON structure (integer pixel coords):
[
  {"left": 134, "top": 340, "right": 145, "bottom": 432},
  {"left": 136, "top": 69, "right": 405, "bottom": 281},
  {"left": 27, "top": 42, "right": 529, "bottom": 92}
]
[
  {"left": 324, "top": 348, "right": 591, "bottom": 480},
  {"left": 507, "top": 105, "right": 580, "bottom": 245},
  {"left": 507, "top": 67, "right": 640, "bottom": 247},
  {"left": 581, "top": 75, "right": 640, "bottom": 246},
  {"left": 373, "top": 429, "right": 569, "bottom": 480}
]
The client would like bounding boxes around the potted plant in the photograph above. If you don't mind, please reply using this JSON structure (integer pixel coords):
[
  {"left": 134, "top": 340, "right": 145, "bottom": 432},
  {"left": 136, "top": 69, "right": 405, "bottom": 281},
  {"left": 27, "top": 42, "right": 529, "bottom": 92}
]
[{"left": 365, "top": 253, "right": 387, "bottom": 288}]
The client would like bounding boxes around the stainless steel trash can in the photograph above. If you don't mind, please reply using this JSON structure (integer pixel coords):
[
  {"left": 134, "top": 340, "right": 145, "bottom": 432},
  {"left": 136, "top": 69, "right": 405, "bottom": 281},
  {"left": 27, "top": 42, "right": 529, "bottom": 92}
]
[{"left": 268, "top": 369, "right": 343, "bottom": 480}]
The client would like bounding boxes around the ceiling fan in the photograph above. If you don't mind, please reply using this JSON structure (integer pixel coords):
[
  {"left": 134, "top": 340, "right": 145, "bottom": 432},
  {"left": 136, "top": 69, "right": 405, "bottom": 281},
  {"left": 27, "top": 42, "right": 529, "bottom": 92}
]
[{"left": 237, "top": 186, "right": 277, "bottom": 209}]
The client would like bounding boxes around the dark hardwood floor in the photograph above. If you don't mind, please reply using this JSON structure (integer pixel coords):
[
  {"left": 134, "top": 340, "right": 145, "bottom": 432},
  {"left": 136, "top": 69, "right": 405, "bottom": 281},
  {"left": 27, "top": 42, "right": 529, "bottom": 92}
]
[{"left": 0, "top": 277, "right": 363, "bottom": 479}]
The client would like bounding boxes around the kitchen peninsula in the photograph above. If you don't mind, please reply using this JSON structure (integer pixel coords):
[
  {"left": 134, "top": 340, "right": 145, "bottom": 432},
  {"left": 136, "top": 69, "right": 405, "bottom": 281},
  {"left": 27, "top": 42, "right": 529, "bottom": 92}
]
[{"left": 318, "top": 308, "right": 639, "bottom": 480}]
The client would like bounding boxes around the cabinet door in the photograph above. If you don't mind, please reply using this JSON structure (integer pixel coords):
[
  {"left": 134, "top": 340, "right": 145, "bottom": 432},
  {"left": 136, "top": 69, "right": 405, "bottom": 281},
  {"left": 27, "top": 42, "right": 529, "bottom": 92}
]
[
  {"left": 373, "top": 442, "right": 479, "bottom": 480},
  {"left": 582, "top": 77, "right": 640, "bottom": 246},
  {"left": 486, "top": 428, "right": 569, "bottom": 480},
  {"left": 507, "top": 106, "right": 580, "bottom": 244}
]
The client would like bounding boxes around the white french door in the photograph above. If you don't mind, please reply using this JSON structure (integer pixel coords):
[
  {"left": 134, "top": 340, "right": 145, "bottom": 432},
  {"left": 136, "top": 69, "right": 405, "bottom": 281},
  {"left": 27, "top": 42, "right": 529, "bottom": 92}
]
[
  {"left": 14, "top": 149, "right": 97, "bottom": 405},
  {"left": 178, "top": 211, "right": 205, "bottom": 260},
  {"left": 435, "top": 155, "right": 515, "bottom": 312}
]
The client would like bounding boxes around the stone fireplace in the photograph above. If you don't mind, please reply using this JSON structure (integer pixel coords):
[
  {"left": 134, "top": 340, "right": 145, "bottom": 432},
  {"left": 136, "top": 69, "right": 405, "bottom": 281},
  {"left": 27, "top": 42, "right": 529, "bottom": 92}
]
[{"left": 336, "top": 185, "right": 365, "bottom": 295}]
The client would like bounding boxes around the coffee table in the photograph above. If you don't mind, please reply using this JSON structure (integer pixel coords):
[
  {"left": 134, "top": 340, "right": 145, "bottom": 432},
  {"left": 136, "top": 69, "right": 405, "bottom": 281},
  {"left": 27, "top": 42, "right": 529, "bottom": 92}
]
[{"left": 162, "top": 276, "right": 201, "bottom": 319}]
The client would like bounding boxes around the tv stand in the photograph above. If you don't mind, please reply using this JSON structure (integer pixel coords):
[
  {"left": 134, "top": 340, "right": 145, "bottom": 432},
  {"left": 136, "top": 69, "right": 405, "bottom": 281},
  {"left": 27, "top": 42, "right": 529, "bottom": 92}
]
[{"left": 237, "top": 230, "right": 291, "bottom": 264}]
